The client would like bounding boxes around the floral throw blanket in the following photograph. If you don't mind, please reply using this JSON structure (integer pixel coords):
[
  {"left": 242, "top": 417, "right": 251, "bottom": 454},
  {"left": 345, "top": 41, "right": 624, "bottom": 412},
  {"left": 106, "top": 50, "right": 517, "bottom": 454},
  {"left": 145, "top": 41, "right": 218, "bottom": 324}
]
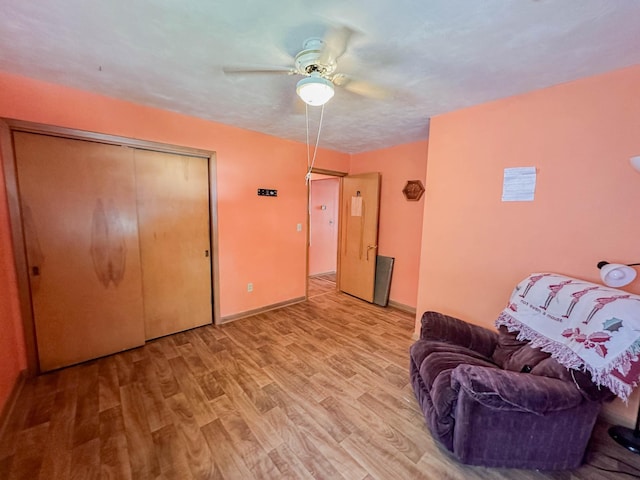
[{"left": 496, "top": 273, "right": 640, "bottom": 401}]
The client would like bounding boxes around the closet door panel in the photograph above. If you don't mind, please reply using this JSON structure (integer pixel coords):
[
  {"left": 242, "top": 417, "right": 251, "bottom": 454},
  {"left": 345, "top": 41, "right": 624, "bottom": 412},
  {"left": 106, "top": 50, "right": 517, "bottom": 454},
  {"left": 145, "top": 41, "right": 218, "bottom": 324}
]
[
  {"left": 14, "top": 132, "right": 145, "bottom": 371},
  {"left": 134, "top": 149, "right": 212, "bottom": 339}
]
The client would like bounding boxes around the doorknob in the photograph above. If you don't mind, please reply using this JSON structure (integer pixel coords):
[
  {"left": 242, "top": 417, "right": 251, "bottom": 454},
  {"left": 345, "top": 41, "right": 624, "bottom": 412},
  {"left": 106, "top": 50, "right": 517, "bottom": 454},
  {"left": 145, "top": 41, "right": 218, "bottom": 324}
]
[{"left": 366, "top": 244, "right": 377, "bottom": 261}]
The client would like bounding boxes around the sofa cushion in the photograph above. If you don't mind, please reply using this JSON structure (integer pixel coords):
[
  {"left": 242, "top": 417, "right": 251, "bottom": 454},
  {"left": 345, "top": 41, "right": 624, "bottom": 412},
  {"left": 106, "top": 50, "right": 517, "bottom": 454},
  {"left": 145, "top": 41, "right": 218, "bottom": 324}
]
[
  {"left": 429, "top": 367, "right": 459, "bottom": 418},
  {"left": 491, "top": 325, "right": 527, "bottom": 368},
  {"left": 417, "top": 350, "right": 498, "bottom": 420},
  {"left": 531, "top": 358, "right": 615, "bottom": 402},
  {"left": 492, "top": 326, "right": 550, "bottom": 372},
  {"left": 410, "top": 339, "right": 498, "bottom": 418},
  {"left": 417, "top": 348, "right": 497, "bottom": 391},
  {"left": 452, "top": 365, "right": 584, "bottom": 414},
  {"left": 530, "top": 357, "right": 572, "bottom": 381},
  {"left": 410, "top": 339, "right": 495, "bottom": 378}
]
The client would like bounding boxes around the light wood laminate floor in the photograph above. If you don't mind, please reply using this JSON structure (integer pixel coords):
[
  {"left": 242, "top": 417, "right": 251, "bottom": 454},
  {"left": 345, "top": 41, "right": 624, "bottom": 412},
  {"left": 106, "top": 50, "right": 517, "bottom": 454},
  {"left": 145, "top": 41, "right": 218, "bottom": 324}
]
[
  {"left": 1, "top": 286, "right": 639, "bottom": 479},
  {"left": 307, "top": 272, "right": 336, "bottom": 299}
]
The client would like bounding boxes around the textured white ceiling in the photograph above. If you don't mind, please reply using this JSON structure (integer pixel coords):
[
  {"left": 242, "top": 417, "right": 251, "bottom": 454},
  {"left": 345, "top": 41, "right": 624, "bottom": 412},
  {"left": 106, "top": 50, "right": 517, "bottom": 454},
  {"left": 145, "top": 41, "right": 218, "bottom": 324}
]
[{"left": 1, "top": 1, "right": 639, "bottom": 153}]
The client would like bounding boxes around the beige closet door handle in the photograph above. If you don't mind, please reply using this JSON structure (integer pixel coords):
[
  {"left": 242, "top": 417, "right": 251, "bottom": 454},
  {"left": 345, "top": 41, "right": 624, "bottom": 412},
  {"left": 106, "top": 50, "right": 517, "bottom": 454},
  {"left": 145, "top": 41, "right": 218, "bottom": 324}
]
[{"left": 366, "top": 244, "right": 377, "bottom": 261}]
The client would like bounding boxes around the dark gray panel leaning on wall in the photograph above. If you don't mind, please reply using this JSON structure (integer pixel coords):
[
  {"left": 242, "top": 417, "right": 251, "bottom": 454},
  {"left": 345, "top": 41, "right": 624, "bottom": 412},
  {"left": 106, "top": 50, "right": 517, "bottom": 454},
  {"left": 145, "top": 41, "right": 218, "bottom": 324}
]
[{"left": 374, "top": 255, "right": 394, "bottom": 307}]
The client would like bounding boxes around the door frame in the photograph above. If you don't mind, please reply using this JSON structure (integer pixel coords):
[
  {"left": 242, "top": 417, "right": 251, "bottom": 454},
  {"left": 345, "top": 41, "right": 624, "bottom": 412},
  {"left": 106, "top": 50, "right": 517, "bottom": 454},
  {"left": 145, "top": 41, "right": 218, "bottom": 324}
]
[
  {"left": 306, "top": 167, "right": 347, "bottom": 298},
  {"left": 0, "top": 118, "right": 221, "bottom": 375}
]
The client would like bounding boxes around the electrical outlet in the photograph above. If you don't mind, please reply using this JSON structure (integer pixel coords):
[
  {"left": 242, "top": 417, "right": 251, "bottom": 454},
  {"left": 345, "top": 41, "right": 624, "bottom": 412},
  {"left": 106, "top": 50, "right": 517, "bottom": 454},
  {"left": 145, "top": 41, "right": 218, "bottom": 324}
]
[
  {"left": 296, "top": 223, "right": 302, "bottom": 232},
  {"left": 257, "top": 188, "right": 277, "bottom": 197},
  {"left": 247, "top": 282, "right": 253, "bottom": 293}
]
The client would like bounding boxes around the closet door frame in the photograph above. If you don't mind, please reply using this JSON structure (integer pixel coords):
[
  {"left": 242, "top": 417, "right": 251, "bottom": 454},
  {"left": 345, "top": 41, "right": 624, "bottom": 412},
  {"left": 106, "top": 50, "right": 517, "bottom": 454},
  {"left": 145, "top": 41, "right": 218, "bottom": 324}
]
[{"left": 0, "top": 118, "right": 221, "bottom": 375}]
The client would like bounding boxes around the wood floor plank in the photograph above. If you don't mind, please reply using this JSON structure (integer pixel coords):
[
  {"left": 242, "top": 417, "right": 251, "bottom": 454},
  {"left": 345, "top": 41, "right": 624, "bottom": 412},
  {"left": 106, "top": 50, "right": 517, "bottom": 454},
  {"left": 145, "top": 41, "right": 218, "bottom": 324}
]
[
  {"left": 308, "top": 272, "right": 336, "bottom": 298},
  {"left": 264, "top": 383, "right": 368, "bottom": 479},
  {"left": 69, "top": 437, "right": 100, "bottom": 480},
  {"left": 114, "top": 351, "right": 136, "bottom": 387},
  {"left": 209, "top": 375, "right": 281, "bottom": 452},
  {"left": 146, "top": 341, "right": 181, "bottom": 399},
  {"left": 267, "top": 443, "right": 316, "bottom": 480},
  {"left": 213, "top": 349, "right": 277, "bottom": 414},
  {"left": 23, "top": 390, "right": 56, "bottom": 429},
  {"left": 165, "top": 392, "right": 215, "bottom": 479},
  {"left": 320, "top": 394, "right": 426, "bottom": 464},
  {"left": 187, "top": 330, "right": 225, "bottom": 372},
  {"left": 37, "top": 385, "right": 77, "bottom": 479},
  {"left": 120, "top": 382, "right": 160, "bottom": 480},
  {"left": 264, "top": 406, "right": 347, "bottom": 480},
  {"left": 7, "top": 422, "right": 49, "bottom": 480},
  {"left": 195, "top": 372, "right": 226, "bottom": 401},
  {"left": 340, "top": 431, "right": 430, "bottom": 480},
  {"left": 72, "top": 362, "right": 100, "bottom": 447},
  {"left": 233, "top": 349, "right": 276, "bottom": 390},
  {"left": 176, "top": 342, "right": 210, "bottom": 378},
  {"left": 356, "top": 391, "right": 431, "bottom": 442},
  {"left": 152, "top": 335, "right": 182, "bottom": 360},
  {"left": 310, "top": 369, "right": 367, "bottom": 401},
  {"left": 201, "top": 418, "right": 255, "bottom": 480},
  {"left": 214, "top": 402, "right": 281, "bottom": 478},
  {"left": 151, "top": 424, "right": 194, "bottom": 480},
  {"left": 2, "top": 278, "right": 639, "bottom": 480},
  {"left": 99, "top": 406, "right": 132, "bottom": 480},
  {"left": 135, "top": 357, "right": 174, "bottom": 433},
  {"left": 169, "top": 356, "right": 217, "bottom": 427},
  {"left": 0, "top": 378, "right": 35, "bottom": 459},
  {"left": 98, "top": 356, "right": 121, "bottom": 413}
]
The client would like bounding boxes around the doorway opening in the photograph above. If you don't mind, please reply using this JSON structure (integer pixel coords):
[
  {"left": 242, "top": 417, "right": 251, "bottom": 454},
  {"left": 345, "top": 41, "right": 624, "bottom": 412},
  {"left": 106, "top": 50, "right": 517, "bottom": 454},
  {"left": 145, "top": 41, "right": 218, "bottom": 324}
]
[
  {"left": 306, "top": 169, "right": 381, "bottom": 304},
  {"left": 307, "top": 170, "right": 344, "bottom": 299}
]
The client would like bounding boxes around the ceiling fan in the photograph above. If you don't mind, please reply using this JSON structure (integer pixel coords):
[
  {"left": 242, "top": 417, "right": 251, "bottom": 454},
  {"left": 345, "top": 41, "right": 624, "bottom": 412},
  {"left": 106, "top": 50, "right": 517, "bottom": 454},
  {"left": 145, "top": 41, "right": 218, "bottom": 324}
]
[{"left": 223, "top": 26, "right": 390, "bottom": 106}]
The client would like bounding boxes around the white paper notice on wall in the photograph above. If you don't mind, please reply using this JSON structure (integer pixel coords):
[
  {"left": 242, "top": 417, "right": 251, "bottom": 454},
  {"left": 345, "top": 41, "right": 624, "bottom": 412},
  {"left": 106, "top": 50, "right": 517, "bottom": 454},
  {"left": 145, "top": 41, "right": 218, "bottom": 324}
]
[
  {"left": 502, "top": 167, "right": 537, "bottom": 202},
  {"left": 351, "top": 196, "right": 363, "bottom": 216}
]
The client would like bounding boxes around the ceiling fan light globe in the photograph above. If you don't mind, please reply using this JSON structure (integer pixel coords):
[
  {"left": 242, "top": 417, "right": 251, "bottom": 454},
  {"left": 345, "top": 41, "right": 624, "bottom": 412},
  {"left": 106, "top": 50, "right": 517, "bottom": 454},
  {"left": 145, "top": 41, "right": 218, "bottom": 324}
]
[{"left": 296, "top": 76, "right": 334, "bottom": 106}]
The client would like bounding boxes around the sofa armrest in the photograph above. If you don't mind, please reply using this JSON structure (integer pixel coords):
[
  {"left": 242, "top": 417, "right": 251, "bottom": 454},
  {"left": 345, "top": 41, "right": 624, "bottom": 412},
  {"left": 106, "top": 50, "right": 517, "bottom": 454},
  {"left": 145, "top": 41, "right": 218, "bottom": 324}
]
[
  {"left": 451, "top": 364, "right": 584, "bottom": 414},
  {"left": 420, "top": 311, "right": 498, "bottom": 358}
]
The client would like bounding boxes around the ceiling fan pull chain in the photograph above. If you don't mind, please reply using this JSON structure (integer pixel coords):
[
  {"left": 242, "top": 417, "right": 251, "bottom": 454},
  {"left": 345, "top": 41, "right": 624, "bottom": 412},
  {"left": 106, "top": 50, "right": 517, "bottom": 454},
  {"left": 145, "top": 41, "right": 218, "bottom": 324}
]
[{"left": 305, "top": 103, "right": 326, "bottom": 184}]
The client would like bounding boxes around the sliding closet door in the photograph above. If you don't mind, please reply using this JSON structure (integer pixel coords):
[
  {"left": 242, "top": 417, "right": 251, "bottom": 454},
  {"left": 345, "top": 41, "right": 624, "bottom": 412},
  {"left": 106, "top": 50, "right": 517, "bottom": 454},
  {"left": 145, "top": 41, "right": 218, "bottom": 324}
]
[
  {"left": 14, "top": 132, "right": 145, "bottom": 372},
  {"left": 134, "top": 149, "right": 212, "bottom": 339}
]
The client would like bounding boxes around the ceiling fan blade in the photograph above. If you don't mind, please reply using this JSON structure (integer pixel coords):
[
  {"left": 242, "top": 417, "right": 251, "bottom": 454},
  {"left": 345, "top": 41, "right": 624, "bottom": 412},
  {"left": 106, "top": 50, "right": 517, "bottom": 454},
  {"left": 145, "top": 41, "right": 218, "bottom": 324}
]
[
  {"left": 333, "top": 74, "right": 391, "bottom": 100},
  {"left": 317, "top": 25, "right": 356, "bottom": 66},
  {"left": 222, "top": 66, "right": 296, "bottom": 75}
]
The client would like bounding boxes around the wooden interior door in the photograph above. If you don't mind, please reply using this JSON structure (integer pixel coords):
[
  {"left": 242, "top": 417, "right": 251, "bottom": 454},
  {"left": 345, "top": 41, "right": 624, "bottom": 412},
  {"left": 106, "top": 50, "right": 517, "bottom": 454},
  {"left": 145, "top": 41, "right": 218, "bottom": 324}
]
[
  {"left": 134, "top": 149, "right": 212, "bottom": 340},
  {"left": 14, "top": 132, "right": 146, "bottom": 372},
  {"left": 339, "top": 172, "right": 381, "bottom": 302}
]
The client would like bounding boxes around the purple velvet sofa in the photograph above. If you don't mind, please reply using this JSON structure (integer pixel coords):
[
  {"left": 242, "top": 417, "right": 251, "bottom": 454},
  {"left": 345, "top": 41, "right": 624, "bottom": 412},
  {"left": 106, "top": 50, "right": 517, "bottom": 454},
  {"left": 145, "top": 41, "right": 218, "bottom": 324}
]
[{"left": 410, "top": 311, "right": 613, "bottom": 470}]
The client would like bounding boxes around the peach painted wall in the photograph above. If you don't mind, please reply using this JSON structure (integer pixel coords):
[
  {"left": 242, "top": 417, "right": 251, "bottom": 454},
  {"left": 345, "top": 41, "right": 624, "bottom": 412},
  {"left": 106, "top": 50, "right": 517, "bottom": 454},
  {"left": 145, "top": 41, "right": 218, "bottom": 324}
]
[
  {"left": 309, "top": 177, "right": 339, "bottom": 275},
  {"left": 0, "top": 142, "right": 27, "bottom": 413},
  {"left": 416, "top": 64, "right": 640, "bottom": 426},
  {"left": 0, "top": 72, "right": 349, "bottom": 412},
  {"left": 351, "top": 141, "right": 428, "bottom": 309}
]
